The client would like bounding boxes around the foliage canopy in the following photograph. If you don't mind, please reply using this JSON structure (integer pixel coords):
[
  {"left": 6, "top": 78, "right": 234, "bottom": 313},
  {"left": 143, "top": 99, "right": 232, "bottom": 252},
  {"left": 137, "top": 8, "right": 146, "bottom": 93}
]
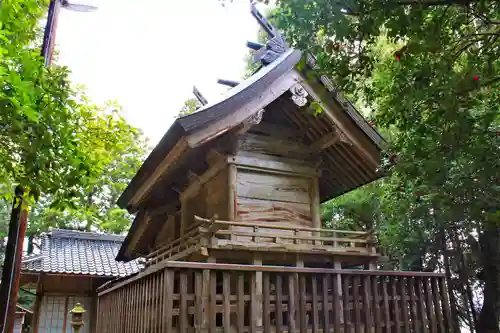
[
  {"left": 0, "top": 0, "right": 148, "bottom": 245},
  {"left": 265, "top": 0, "right": 500, "bottom": 331}
]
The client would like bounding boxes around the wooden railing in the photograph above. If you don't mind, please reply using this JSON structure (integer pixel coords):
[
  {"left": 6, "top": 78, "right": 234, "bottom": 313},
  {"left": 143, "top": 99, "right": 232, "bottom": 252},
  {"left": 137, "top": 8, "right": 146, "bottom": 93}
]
[
  {"left": 146, "top": 216, "right": 376, "bottom": 266},
  {"left": 146, "top": 217, "right": 211, "bottom": 265},
  {"left": 97, "top": 262, "right": 453, "bottom": 333}
]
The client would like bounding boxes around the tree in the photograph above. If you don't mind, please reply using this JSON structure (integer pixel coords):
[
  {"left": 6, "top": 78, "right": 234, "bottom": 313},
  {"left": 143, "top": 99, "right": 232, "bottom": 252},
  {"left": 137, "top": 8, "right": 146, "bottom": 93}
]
[
  {"left": 24, "top": 94, "right": 148, "bottom": 241},
  {"left": 0, "top": 0, "right": 149, "bottom": 248},
  {"left": 176, "top": 98, "right": 202, "bottom": 118},
  {"left": 270, "top": 1, "right": 500, "bottom": 332}
]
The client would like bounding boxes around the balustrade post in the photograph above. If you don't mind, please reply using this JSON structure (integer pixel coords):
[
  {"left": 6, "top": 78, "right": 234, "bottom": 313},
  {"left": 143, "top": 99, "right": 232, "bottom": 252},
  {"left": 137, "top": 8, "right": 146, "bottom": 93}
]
[
  {"left": 253, "top": 226, "right": 260, "bottom": 243},
  {"left": 333, "top": 261, "right": 344, "bottom": 326},
  {"left": 252, "top": 254, "right": 263, "bottom": 329}
]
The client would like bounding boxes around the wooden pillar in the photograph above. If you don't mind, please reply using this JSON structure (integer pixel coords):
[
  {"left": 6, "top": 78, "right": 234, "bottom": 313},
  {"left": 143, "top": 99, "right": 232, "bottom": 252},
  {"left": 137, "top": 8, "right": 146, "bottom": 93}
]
[
  {"left": 180, "top": 198, "right": 188, "bottom": 237},
  {"left": 295, "top": 255, "right": 304, "bottom": 268},
  {"left": 310, "top": 179, "right": 321, "bottom": 246},
  {"left": 89, "top": 292, "right": 98, "bottom": 333},
  {"left": 365, "top": 236, "right": 378, "bottom": 270},
  {"left": 334, "top": 260, "right": 344, "bottom": 324},
  {"left": 228, "top": 165, "right": 237, "bottom": 241},
  {"left": 310, "top": 179, "right": 321, "bottom": 229},
  {"left": 365, "top": 260, "right": 377, "bottom": 270},
  {"left": 228, "top": 165, "right": 237, "bottom": 220},
  {"left": 202, "top": 256, "right": 216, "bottom": 330},
  {"left": 252, "top": 254, "right": 263, "bottom": 328},
  {"left": 32, "top": 275, "right": 43, "bottom": 333}
]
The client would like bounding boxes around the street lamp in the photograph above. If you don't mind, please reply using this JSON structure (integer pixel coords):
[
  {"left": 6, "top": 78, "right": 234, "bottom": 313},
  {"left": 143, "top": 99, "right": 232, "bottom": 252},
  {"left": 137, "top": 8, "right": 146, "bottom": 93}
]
[
  {"left": 41, "top": 0, "right": 98, "bottom": 66},
  {"left": 69, "top": 303, "right": 86, "bottom": 333}
]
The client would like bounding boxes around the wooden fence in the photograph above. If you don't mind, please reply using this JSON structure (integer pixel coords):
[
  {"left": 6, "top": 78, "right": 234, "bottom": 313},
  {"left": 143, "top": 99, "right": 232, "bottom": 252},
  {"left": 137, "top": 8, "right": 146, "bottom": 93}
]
[{"left": 97, "top": 262, "right": 452, "bottom": 333}]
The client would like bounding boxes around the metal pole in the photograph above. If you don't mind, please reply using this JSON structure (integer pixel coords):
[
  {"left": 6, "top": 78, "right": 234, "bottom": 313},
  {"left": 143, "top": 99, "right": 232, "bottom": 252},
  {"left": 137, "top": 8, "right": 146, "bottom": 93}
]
[
  {"left": 40, "top": 0, "right": 62, "bottom": 66},
  {"left": 1, "top": 2, "right": 95, "bottom": 332},
  {"left": 0, "top": 187, "right": 28, "bottom": 333},
  {"left": 0, "top": 1, "right": 59, "bottom": 330}
]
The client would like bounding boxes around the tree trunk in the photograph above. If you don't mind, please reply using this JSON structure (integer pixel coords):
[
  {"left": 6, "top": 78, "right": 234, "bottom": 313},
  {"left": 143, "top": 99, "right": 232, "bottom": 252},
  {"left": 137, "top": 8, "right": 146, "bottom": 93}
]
[
  {"left": 453, "top": 228, "right": 477, "bottom": 331},
  {"left": 476, "top": 224, "right": 500, "bottom": 333},
  {"left": 27, "top": 235, "right": 34, "bottom": 255},
  {"left": 439, "top": 224, "right": 461, "bottom": 333}
]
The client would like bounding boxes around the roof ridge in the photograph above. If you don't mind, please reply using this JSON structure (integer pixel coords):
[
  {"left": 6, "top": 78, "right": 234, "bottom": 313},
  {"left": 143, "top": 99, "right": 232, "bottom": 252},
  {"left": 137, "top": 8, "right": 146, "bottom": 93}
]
[{"left": 49, "top": 228, "right": 126, "bottom": 242}]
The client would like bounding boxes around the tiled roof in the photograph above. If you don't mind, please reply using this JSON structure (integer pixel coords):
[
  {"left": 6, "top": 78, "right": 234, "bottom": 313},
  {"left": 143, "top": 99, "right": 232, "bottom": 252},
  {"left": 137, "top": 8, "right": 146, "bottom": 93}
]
[{"left": 22, "top": 229, "right": 143, "bottom": 277}]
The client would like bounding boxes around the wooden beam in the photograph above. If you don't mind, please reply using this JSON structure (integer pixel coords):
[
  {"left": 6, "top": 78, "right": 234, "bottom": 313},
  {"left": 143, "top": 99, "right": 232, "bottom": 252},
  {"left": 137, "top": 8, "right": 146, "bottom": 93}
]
[
  {"left": 180, "top": 158, "right": 227, "bottom": 202},
  {"left": 249, "top": 121, "right": 302, "bottom": 139},
  {"left": 227, "top": 154, "right": 321, "bottom": 178},
  {"left": 310, "top": 131, "right": 340, "bottom": 152},
  {"left": 205, "top": 149, "right": 225, "bottom": 166},
  {"left": 129, "top": 137, "right": 189, "bottom": 208},
  {"left": 237, "top": 133, "right": 312, "bottom": 160},
  {"left": 147, "top": 204, "right": 177, "bottom": 217},
  {"left": 291, "top": 70, "right": 381, "bottom": 168},
  {"left": 125, "top": 210, "right": 152, "bottom": 260},
  {"left": 187, "top": 170, "right": 200, "bottom": 185}
]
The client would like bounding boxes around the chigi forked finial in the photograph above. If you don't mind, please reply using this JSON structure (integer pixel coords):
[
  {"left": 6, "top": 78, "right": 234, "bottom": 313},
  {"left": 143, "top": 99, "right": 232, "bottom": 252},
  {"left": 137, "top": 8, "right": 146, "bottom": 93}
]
[
  {"left": 247, "top": 2, "right": 289, "bottom": 66},
  {"left": 250, "top": 0, "right": 277, "bottom": 38}
]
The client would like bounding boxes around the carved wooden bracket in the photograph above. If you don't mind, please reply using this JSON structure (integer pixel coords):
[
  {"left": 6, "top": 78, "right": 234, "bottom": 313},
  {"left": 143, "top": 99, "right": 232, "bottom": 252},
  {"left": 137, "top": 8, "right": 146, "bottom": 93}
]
[
  {"left": 339, "top": 131, "right": 352, "bottom": 145},
  {"left": 289, "top": 83, "right": 309, "bottom": 107},
  {"left": 310, "top": 131, "right": 340, "bottom": 152},
  {"left": 243, "top": 109, "right": 264, "bottom": 126}
]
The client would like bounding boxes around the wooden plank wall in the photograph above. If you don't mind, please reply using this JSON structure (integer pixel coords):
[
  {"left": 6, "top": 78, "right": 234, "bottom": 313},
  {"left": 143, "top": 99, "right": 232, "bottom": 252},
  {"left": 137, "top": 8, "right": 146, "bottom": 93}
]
[
  {"left": 96, "top": 264, "right": 454, "bottom": 333},
  {"left": 233, "top": 132, "right": 320, "bottom": 242},
  {"left": 236, "top": 171, "right": 312, "bottom": 226}
]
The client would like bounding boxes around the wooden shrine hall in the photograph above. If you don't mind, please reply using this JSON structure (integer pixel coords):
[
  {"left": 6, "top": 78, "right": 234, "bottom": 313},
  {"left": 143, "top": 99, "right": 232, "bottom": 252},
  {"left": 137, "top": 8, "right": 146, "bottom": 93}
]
[{"left": 96, "top": 4, "right": 453, "bottom": 333}]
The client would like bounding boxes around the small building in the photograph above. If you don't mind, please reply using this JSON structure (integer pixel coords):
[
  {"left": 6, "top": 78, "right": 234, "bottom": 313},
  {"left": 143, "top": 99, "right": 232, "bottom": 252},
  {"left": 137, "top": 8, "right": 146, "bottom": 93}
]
[
  {"left": 20, "top": 229, "right": 142, "bottom": 333},
  {"left": 96, "top": 5, "right": 453, "bottom": 333}
]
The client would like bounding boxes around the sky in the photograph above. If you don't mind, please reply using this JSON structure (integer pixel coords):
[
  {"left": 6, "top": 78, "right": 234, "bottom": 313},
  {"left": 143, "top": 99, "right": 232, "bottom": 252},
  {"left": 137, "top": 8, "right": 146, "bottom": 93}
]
[{"left": 55, "top": 0, "right": 265, "bottom": 145}]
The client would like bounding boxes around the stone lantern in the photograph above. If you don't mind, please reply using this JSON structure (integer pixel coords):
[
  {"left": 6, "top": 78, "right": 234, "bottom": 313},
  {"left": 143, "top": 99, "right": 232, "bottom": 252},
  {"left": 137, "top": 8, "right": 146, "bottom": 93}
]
[{"left": 69, "top": 303, "right": 86, "bottom": 333}]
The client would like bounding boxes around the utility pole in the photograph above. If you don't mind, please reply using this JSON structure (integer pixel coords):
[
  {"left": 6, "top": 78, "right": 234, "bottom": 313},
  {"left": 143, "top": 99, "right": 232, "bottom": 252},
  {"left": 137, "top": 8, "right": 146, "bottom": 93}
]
[
  {"left": 0, "top": 187, "right": 28, "bottom": 333},
  {"left": 0, "top": 2, "right": 96, "bottom": 332},
  {"left": 41, "top": 0, "right": 98, "bottom": 66},
  {"left": 41, "top": 0, "right": 62, "bottom": 66}
]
